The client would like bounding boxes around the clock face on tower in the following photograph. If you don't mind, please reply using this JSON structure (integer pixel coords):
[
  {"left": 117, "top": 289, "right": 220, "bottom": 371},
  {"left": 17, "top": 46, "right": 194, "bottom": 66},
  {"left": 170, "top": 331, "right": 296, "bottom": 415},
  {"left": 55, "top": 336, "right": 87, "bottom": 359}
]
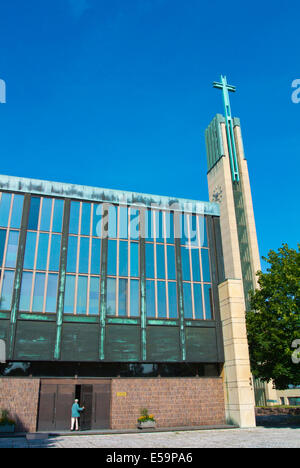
[{"left": 212, "top": 185, "right": 223, "bottom": 203}]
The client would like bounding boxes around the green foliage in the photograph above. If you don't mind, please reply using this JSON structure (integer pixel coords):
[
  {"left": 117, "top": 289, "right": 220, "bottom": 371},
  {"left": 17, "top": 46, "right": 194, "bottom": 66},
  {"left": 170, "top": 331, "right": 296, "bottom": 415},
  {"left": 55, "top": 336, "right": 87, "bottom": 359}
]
[
  {"left": 0, "top": 409, "right": 15, "bottom": 426},
  {"left": 246, "top": 244, "right": 300, "bottom": 390}
]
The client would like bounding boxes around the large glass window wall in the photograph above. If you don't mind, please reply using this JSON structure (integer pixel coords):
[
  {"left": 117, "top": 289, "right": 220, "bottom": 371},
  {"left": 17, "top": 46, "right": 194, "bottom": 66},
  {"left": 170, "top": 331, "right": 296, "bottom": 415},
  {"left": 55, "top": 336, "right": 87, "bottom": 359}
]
[
  {"left": 106, "top": 205, "right": 140, "bottom": 317},
  {"left": 64, "top": 201, "right": 103, "bottom": 315},
  {"left": 180, "top": 214, "right": 213, "bottom": 319},
  {"left": 0, "top": 192, "right": 24, "bottom": 311},
  {"left": 145, "top": 209, "right": 177, "bottom": 319},
  {"left": 19, "top": 196, "right": 64, "bottom": 314}
]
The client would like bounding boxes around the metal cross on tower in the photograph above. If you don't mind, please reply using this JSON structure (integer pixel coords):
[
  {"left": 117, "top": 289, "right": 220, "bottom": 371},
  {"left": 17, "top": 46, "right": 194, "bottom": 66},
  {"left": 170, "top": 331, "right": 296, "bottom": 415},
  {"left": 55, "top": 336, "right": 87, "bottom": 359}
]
[{"left": 213, "top": 75, "right": 240, "bottom": 182}]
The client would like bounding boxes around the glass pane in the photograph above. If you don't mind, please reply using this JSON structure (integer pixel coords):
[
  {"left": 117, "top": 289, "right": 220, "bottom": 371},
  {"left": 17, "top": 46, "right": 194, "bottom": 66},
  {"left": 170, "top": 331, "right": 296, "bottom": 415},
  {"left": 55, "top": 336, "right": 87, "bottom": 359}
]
[
  {"left": 45, "top": 273, "right": 58, "bottom": 313},
  {"left": 49, "top": 234, "right": 61, "bottom": 271},
  {"left": 130, "top": 242, "right": 139, "bottom": 278},
  {"left": 168, "top": 282, "right": 177, "bottom": 318},
  {"left": 39, "top": 198, "right": 52, "bottom": 232},
  {"left": 28, "top": 197, "right": 41, "bottom": 231},
  {"left": 108, "top": 205, "right": 117, "bottom": 238},
  {"left": 19, "top": 271, "right": 33, "bottom": 311},
  {"left": 204, "top": 284, "right": 212, "bottom": 319},
  {"left": 199, "top": 216, "right": 208, "bottom": 247},
  {"left": 107, "top": 278, "right": 116, "bottom": 315},
  {"left": 193, "top": 283, "right": 204, "bottom": 319},
  {"left": 118, "top": 278, "right": 128, "bottom": 316},
  {"left": 79, "top": 237, "right": 89, "bottom": 274},
  {"left": 155, "top": 211, "right": 164, "bottom": 243},
  {"left": 167, "top": 245, "right": 176, "bottom": 280},
  {"left": 181, "top": 247, "right": 190, "bottom": 281},
  {"left": 77, "top": 276, "right": 88, "bottom": 314},
  {"left": 0, "top": 193, "right": 11, "bottom": 227},
  {"left": 5, "top": 231, "right": 19, "bottom": 268},
  {"left": 107, "top": 240, "right": 117, "bottom": 276},
  {"left": 191, "top": 249, "right": 201, "bottom": 282},
  {"left": 89, "top": 277, "right": 100, "bottom": 315},
  {"left": 129, "top": 209, "right": 139, "bottom": 240},
  {"left": 90, "top": 238, "right": 101, "bottom": 275},
  {"left": 119, "top": 206, "right": 128, "bottom": 239},
  {"left": 69, "top": 202, "right": 80, "bottom": 235},
  {"left": 130, "top": 279, "right": 139, "bottom": 317},
  {"left": 157, "top": 281, "right": 167, "bottom": 318},
  {"left": 32, "top": 273, "right": 46, "bottom": 312},
  {"left": 201, "top": 249, "right": 211, "bottom": 282},
  {"left": 165, "top": 212, "right": 174, "bottom": 244},
  {"left": 81, "top": 203, "right": 91, "bottom": 236},
  {"left": 180, "top": 214, "right": 189, "bottom": 245},
  {"left": 146, "top": 280, "right": 155, "bottom": 317},
  {"left": 118, "top": 241, "right": 128, "bottom": 277},
  {"left": 183, "top": 282, "right": 193, "bottom": 318},
  {"left": 0, "top": 270, "right": 15, "bottom": 310},
  {"left": 145, "top": 210, "right": 154, "bottom": 241},
  {"left": 92, "top": 203, "right": 103, "bottom": 237},
  {"left": 145, "top": 243, "right": 154, "bottom": 279},
  {"left": 36, "top": 233, "right": 49, "bottom": 271},
  {"left": 64, "top": 275, "right": 75, "bottom": 314},
  {"left": 10, "top": 195, "right": 24, "bottom": 229},
  {"left": 156, "top": 244, "right": 165, "bottom": 279},
  {"left": 52, "top": 199, "right": 64, "bottom": 233},
  {"left": 0, "top": 229, "right": 6, "bottom": 266},
  {"left": 189, "top": 215, "right": 198, "bottom": 247},
  {"left": 67, "top": 236, "right": 78, "bottom": 273},
  {"left": 23, "top": 232, "right": 37, "bottom": 269}
]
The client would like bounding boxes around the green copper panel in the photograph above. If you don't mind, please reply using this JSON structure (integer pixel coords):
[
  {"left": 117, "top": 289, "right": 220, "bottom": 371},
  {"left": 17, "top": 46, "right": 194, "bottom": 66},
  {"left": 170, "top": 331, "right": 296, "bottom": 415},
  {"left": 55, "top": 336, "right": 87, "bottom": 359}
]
[
  {"left": 147, "top": 326, "right": 180, "bottom": 362},
  {"left": 213, "top": 75, "right": 240, "bottom": 182},
  {"left": 0, "top": 319, "right": 9, "bottom": 342},
  {"left": 0, "top": 174, "right": 220, "bottom": 217},
  {"left": 185, "top": 327, "right": 219, "bottom": 362},
  {"left": 61, "top": 323, "right": 99, "bottom": 361},
  {"left": 105, "top": 324, "right": 140, "bottom": 362},
  {"left": 54, "top": 199, "right": 70, "bottom": 360},
  {"left": 7, "top": 194, "right": 31, "bottom": 360},
  {"left": 14, "top": 321, "right": 56, "bottom": 361},
  {"left": 139, "top": 209, "right": 147, "bottom": 360},
  {"left": 205, "top": 114, "right": 225, "bottom": 172}
]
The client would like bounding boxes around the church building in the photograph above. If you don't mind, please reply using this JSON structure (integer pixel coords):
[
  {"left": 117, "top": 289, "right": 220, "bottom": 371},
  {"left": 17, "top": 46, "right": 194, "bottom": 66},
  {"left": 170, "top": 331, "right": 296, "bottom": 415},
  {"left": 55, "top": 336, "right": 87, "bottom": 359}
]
[{"left": 0, "top": 77, "right": 259, "bottom": 432}]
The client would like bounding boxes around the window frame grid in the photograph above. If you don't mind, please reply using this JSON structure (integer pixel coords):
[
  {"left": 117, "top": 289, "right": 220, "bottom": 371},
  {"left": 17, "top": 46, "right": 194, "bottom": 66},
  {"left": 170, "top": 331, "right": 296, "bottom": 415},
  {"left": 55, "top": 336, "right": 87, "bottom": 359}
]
[
  {"left": 0, "top": 193, "right": 17, "bottom": 304},
  {"left": 65, "top": 200, "right": 103, "bottom": 316},
  {"left": 145, "top": 209, "right": 178, "bottom": 320},
  {"left": 106, "top": 205, "right": 140, "bottom": 318},
  {"left": 180, "top": 213, "right": 214, "bottom": 321},
  {"left": 20, "top": 196, "right": 64, "bottom": 314}
]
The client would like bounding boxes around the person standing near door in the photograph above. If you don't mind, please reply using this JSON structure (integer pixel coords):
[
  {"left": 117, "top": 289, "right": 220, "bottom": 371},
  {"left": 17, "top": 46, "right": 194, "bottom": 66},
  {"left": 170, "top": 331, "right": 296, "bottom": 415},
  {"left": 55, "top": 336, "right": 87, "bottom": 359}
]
[{"left": 70, "top": 399, "right": 85, "bottom": 431}]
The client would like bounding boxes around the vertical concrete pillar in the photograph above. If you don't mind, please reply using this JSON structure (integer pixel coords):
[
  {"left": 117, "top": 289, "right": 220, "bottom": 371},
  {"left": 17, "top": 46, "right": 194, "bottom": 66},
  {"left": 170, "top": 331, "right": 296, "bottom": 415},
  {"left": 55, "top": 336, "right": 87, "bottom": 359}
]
[{"left": 219, "top": 278, "right": 256, "bottom": 427}]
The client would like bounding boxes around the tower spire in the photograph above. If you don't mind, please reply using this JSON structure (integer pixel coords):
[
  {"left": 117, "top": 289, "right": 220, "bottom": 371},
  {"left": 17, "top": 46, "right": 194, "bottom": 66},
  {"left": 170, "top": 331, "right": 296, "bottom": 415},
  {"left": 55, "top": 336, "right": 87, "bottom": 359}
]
[{"left": 213, "top": 75, "right": 239, "bottom": 182}]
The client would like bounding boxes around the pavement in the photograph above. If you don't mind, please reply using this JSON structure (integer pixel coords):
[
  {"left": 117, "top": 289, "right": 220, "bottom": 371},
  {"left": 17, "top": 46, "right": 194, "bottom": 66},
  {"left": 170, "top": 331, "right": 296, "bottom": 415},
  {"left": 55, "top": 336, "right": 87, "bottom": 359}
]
[{"left": 0, "top": 426, "right": 299, "bottom": 448}]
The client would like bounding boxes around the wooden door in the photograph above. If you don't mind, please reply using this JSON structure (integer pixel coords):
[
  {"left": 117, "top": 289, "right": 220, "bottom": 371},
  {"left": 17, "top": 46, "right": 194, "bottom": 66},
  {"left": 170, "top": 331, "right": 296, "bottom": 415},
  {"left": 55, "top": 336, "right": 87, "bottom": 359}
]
[
  {"left": 55, "top": 384, "right": 75, "bottom": 430},
  {"left": 92, "top": 382, "right": 111, "bottom": 429},
  {"left": 38, "top": 384, "right": 56, "bottom": 431},
  {"left": 80, "top": 384, "right": 93, "bottom": 430}
]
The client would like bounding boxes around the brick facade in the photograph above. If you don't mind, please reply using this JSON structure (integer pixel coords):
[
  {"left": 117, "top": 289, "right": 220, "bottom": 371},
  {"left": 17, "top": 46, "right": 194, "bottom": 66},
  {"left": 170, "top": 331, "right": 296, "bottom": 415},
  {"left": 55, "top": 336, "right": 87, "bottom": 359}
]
[
  {"left": 0, "top": 377, "right": 225, "bottom": 432},
  {"left": 0, "top": 378, "right": 40, "bottom": 432},
  {"left": 111, "top": 377, "right": 225, "bottom": 429}
]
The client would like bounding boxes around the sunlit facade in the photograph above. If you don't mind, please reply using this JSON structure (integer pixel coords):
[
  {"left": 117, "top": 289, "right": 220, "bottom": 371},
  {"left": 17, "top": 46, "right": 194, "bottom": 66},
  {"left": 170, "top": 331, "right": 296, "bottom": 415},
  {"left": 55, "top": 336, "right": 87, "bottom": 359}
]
[{"left": 0, "top": 175, "right": 226, "bottom": 431}]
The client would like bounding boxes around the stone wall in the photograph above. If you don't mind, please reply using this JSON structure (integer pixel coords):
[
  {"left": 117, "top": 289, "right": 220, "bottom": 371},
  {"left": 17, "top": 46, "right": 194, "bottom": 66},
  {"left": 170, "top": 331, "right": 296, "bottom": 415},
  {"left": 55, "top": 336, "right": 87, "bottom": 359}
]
[
  {"left": 111, "top": 377, "right": 225, "bottom": 429},
  {"left": 0, "top": 378, "right": 40, "bottom": 432}
]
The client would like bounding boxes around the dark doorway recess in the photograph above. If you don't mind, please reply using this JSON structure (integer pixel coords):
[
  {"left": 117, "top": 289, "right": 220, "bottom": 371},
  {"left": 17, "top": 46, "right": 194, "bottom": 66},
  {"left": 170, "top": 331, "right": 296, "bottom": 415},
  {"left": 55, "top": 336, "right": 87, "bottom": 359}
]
[{"left": 37, "top": 380, "right": 111, "bottom": 431}]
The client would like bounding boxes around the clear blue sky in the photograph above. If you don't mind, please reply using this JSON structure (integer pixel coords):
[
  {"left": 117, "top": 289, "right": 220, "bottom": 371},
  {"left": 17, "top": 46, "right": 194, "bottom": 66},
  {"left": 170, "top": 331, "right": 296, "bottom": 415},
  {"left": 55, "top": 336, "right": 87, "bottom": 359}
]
[{"left": 0, "top": 0, "right": 299, "bottom": 271}]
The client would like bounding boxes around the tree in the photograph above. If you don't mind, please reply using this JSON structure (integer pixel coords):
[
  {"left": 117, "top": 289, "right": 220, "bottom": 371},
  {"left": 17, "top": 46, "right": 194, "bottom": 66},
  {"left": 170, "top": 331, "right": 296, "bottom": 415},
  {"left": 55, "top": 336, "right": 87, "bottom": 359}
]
[{"left": 246, "top": 244, "right": 300, "bottom": 390}]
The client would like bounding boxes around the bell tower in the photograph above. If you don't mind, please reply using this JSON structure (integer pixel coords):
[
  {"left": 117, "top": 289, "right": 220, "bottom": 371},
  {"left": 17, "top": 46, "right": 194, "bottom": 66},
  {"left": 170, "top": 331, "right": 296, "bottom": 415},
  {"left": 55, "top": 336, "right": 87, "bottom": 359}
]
[
  {"left": 205, "top": 76, "right": 261, "bottom": 310},
  {"left": 205, "top": 76, "right": 259, "bottom": 427}
]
